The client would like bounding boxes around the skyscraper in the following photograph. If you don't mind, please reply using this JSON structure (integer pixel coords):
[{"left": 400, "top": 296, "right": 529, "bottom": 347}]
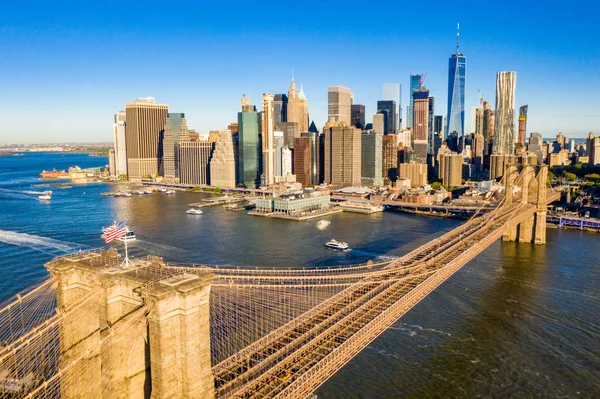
[
  {"left": 519, "top": 105, "right": 528, "bottom": 146},
  {"left": 373, "top": 113, "right": 384, "bottom": 135},
  {"left": 482, "top": 101, "right": 495, "bottom": 157},
  {"left": 434, "top": 115, "right": 443, "bottom": 135},
  {"left": 125, "top": 97, "right": 168, "bottom": 179},
  {"left": 112, "top": 111, "right": 127, "bottom": 177},
  {"left": 274, "top": 131, "right": 284, "bottom": 177},
  {"left": 327, "top": 86, "right": 352, "bottom": 124},
  {"left": 377, "top": 100, "right": 396, "bottom": 135},
  {"left": 238, "top": 97, "right": 262, "bottom": 188},
  {"left": 428, "top": 96, "right": 435, "bottom": 154},
  {"left": 287, "top": 79, "right": 309, "bottom": 133},
  {"left": 361, "top": 131, "right": 383, "bottom": 186},
  {"left": 382, "top": 134, "right": 398, "bottom": 184},
  {"left": 162, "top": 113, "right": 188, "bottom": 181},
  {"left": 323, "top": 122, "right": 361, "bottom": 186},
  {"left": 351, "top": 104, "right": 365, "bottom": 129},
  {"left": 273, "top": 94, "right": 288, "bottom": 124},
  {"left": 383, "top": 83, "right": 401, "bottom": 129},
  {"left": 412, "top": 88, "right": 430, "bottom": 164},
  {"left": 262, "top": 94, "right": 275, "bottom": 185},
  {"left": 294, "top": 136, "right": 312, "bottom": 187},
  {"left": 210, "top": 129, "right": 237, "bottom": 188},
  {"left": 446, "top": 25, "right": 467, "bottom": 142},
  {"left": 178, "top": 141, "right": 214, "bottom": 186},
  {"left": 407, "top": 74, "right": 422, "bottom": 129},
  {"left": 492, "top": 71, "right": 517, "bottom": 155},
  {"left": 298, "top": 85, "right": 309, "bottom": 133}
]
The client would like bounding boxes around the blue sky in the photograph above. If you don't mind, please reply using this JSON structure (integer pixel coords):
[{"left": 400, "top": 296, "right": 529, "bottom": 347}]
[{"left": 0, "top": 1, "right": 598, "bottom": 144}]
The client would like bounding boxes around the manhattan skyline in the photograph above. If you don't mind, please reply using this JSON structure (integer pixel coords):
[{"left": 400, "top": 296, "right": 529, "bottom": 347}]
[{"left": 0, "top": 1, "right": 598, "bottom": 144}]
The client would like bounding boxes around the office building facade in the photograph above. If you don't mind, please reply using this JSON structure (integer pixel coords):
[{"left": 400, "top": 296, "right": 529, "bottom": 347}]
[
  {"left": 412, "top": 89, "right": 430, "bottom": 164},
  {"left": 112, "top": 111, "right": 127, "bottom": 177},
  {"left": 162, "top": 113, "right": 188, "bottom": 181},
  {"left": 238, "top": 98, "right": 262, "bottom": 188},
  {"left": 125, "top": 97, "right": 168, "bottom": 179},
  {"left": 361, "top": 131, "right": 383, "bottom": 186},
  {"left": 351, "top": 104, "right": 366, "bottom": 129},
  {"left": 274, "top": 94, "right": 288, "bottom": 124},
  {"left": 262, "top": 94, "right": 275, "bottom": 185},
  {"left": 323, "top": 123, "right": 361, "bottom": 186},
  {"left": 407, "top": 74, "right": 422, "bottom": 129},
  {"left": 382, "top": 134, "right": 398, "bottom": 184},
  {"left": 327, "top": 86, "right": 352, "bottom": 124},
  {"left": 294, "top": 136, "right": 312, "bottom": 187},
  {"left": 377, "top": 100, "right": 396, "bottom": 135},
  {"left": 178, "top": 141, "right": 214, "bottom": 186},
  {"left": 492, "top": 71, "right": 517, "bottom": 155},
  {"left": 446, "top": 37, "right": 466, "bottom": 141},
  {"left": 210, "top": 129, "right": 237, "bottom": 188}
]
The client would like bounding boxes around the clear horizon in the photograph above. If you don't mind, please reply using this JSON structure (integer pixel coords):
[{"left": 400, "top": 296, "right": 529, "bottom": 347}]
[{"left": 0, "top": 1, "right": 598, "bottom": 144}]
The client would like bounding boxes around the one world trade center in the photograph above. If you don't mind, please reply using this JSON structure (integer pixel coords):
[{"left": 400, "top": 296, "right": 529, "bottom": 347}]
[{"left": 446, "top": 24, "right": 466, "bottom": 146}]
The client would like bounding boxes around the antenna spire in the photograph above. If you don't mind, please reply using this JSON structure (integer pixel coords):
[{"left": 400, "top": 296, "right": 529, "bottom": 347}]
[{"left": 456, "top": 23, "right": 460, "bottom": 54}]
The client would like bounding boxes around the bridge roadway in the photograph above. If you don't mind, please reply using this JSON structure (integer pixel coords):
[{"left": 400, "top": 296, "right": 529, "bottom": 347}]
[{"left": 163, "top": 188, "right": 558, "bottom": 399}]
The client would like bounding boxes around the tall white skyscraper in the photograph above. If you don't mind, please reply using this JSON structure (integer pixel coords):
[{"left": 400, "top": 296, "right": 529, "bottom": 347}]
[
  {"left": 262, "top": 93, "right": 275, "bottom": 185},
  {"left": 492, "top": 71, "right": 517, "bottom": 155},
  {"left": 112, "top": 111, "right": 127, "bottom": 177}
]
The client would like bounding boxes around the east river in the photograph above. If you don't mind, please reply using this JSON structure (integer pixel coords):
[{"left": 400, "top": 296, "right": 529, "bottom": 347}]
[{"left": 0, "top": 153, "right": 598, "bottom": 398}]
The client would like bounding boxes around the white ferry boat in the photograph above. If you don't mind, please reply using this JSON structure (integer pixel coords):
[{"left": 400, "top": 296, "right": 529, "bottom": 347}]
[
  {"left": 186, "top": 208, "right": 203, "bottom": 215},
  {"left": 38, "top": 194, "right": 52, "bottom": 201},
  {"left": 324, "top": 239, "right": 349, "bottom": 251}
]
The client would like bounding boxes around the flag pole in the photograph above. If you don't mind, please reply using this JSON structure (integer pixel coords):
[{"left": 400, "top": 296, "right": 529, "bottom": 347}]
[{"left": 124, "top": 233, "right": 129, "bottom": 268}]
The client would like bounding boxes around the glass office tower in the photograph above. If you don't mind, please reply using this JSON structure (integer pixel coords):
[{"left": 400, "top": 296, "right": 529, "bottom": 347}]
[
  {"left": 407, "top": 74, "right": 422, "bottom": 129},
  {"left": 446, "top": 48, "right": 466, "bottom": 143}
]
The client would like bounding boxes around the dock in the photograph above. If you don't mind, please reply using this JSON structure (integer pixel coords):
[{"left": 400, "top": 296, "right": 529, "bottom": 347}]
[
  {"left": 338, "top": 202, "right": 383, "bottom": 214},
  {"left": 247, "top": 208, "right": 343, "bottom": 221},
  {"left": 188, "top": 196, "right": 246, "bottom": 208}
]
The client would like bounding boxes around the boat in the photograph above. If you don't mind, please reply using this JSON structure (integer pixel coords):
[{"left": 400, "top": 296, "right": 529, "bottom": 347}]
[
  {"left": 186, "top": 208, "right": 203, "bottom": 215},
  {"left": 38, "top": 195, "right": 51, "bottom": 201},
  {"left": 158, "top": 188, "right": 167, "bottom": 193},
  {"left": 121, "top": 192, "right": 133, "bottom": 197},
  {"left": 165, "top": 190, "right": 176, "bottom": 195},
  {"left": 316, "top": 220, "right": 331, "bottom": 230},
  {"left": 143, "top": 190, "right": 153, "bottom": 195},
  {"left": 135, "top": 191, "right": 145, "bottom": 195},
  {"left": 117, "top": 230, "right": 136, "bottom": 242},
  {"left": 324, "top": 239, "right": 349, "bottom": 251}
]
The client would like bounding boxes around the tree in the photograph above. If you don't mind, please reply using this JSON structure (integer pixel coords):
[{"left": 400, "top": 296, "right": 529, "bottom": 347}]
[
  {"left": 564, "top": 172, "right": 576, "bottom": 181},
  {"left": 585, "top": 173, "right": 600, "bottom": 184},
  {"left": 430, "top": 181, "right": 442, "bottom": 190}
]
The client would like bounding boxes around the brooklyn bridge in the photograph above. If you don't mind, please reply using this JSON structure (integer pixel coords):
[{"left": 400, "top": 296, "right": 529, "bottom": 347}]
[{"left": 0, "top": 165, "right": 560, "bottom": 398}]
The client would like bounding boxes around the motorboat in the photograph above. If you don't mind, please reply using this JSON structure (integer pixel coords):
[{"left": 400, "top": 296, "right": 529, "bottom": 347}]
[
  {"left": 324, "top": 239, "right": 349, "bottom": 251},
  {"left": 165, "top": 190, "right": 176, "bottom": 195},
  {"left": 186, "top": 208, "right": 203, "bottom": 215},
  {"left": 143, "top": 190, "right": 153, "bottom": 194},
  {"left": 121, "top": 192, "right": 133, "bottom": 197},
  {"left": 117, "top": 230, "right": 136, "bottom": 242},
  {"left": 135, "top": 191, "right": 145, "bottom": 195},
  {"left": 38, "top": 195, "right": 51, "bottom": 201},
  {"left": 158, "top": 188, "right": 167, "bottom": 193}
]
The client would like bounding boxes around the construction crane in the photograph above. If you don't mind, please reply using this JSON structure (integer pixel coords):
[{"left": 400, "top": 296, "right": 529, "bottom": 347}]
[
  {"left": 419, "top": 72, "right": 428, "bottom": 88},
  {"left": 477, "top": 89, "right": 483, "bottom": 106}
]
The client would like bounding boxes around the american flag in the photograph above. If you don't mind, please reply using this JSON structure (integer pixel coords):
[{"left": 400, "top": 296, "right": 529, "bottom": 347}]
[{"left": 102, "top": 221, "right": 127, "bottom": 244}]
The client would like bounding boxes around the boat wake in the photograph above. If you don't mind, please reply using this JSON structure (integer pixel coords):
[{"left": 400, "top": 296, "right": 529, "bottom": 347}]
[{"left": 0, "top": 230, "right": 85, "bottom": 253}]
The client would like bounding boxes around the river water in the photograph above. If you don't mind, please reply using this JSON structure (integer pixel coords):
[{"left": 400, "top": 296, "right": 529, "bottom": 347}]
[{"left": 0, "top": 153, "right": 598, "bottom": 398}]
